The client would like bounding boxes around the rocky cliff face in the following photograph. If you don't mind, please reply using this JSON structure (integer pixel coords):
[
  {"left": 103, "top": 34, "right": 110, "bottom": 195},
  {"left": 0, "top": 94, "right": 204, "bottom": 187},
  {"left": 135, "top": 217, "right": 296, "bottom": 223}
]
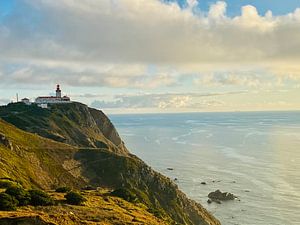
[
  {"left": 0, "top": 103, "right": 220, "bottom": 225},
  {"left": 0, "top": 102, "right": 127, "bottom": 155}
]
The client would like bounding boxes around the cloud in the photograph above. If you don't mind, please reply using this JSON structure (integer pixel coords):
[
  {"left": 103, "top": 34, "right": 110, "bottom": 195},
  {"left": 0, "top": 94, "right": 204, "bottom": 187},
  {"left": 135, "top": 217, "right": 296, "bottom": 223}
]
[
  {"left": 208, "top": 1, "right": 227, "bottom": 21},
  {"left": 91, "top": 91, "right": 244, "bottom": 109},
  {"left": 193, "top": 71, "right": 281, "bottom": 87},
  {"left": 0, "top": 98, "right": 10, "bottom": 106},
  {"left": 0, "top": 62, "right": 177, "bottom": 88},
  {"left": 70, "top": 93, "right": 106, "bottom": 98},
  {"left": 0, "top": 0, "right": 300, "bottom": 89}
]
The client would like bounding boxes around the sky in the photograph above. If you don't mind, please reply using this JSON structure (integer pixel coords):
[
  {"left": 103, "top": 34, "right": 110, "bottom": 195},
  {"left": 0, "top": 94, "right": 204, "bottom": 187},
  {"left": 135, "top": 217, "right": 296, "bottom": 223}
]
[{"left": 0, "top": 0, "right": 300, "bottom": 113}]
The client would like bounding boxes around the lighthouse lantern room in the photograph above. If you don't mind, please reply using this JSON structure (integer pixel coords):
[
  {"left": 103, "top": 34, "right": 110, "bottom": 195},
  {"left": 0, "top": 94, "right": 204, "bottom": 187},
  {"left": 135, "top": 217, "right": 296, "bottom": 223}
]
[{"left": 56, "top": 84, "right": 62, "bottom": 98}]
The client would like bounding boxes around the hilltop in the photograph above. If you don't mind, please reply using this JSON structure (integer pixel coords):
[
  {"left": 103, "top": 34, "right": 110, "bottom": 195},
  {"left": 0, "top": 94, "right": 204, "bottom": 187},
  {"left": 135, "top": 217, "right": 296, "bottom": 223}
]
[
  {"left": 0, "top": 102, "right": 220, "bottom": 225},
  {"left": 0, "top": 102, "right": 127, "bottom": 154}
]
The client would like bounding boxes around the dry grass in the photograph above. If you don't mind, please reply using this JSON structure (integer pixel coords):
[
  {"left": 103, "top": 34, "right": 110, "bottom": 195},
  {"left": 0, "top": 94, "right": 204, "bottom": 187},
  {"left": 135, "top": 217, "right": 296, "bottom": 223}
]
[{"left": 0, "top": 189, "right": 169, "bottom": 225}]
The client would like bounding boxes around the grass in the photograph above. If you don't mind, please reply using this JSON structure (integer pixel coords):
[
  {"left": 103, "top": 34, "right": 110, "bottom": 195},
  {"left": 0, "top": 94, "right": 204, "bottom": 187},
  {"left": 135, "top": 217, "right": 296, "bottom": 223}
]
[
  {"left": 0, "top": 103, "right": 116, "bottom": 152},
  {"left": 0, "top": 103, "right": 221, "bottom": 225},
  {"left": 0, "top": 119, "right": 85, "bottom": 190},
  {"left": 0, "top": 189, "right": 168, "bottom": 225}
]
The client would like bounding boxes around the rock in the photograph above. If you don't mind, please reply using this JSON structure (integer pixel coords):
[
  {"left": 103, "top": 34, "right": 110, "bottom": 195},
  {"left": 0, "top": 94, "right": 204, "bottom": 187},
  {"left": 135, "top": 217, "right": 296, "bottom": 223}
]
[
  {"left": 174, "top": 178, "right": 178, "bottom": 181},
  {"left": 207, "top": 198, "right": 221, "bottom": 204},
  {"left": 0, "top": 132, "right": 14, "bottom": 150},
  {"left": 201, "top": 182, "right": 207, "bottom": 185},
  {"left": 208, "top": 190, "right": 237, "bottom": 201},
  {"left": 0, "top": 133, "right": 9, "bottom": 146}
]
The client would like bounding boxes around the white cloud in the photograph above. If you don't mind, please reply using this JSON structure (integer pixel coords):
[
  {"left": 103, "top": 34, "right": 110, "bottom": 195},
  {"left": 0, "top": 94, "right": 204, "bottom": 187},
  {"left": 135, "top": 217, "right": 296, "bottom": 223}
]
[
  {"left": 232, "top": 5, "right": 277, "bottom": 31},
  {"left": 0, "top": 0, "right": 300, "bottom": 89},
  {"left": 91, "top": 91, "right": 244, "bottom": 109},
  {"left": 0, "top": 98, "right": 10, "bottom": 106},
  {"left": 193, "top": 71, "right": 283, "bottom": 87},
  {"left": 208, "top": 1, "right": 227, "bottom": 21}
]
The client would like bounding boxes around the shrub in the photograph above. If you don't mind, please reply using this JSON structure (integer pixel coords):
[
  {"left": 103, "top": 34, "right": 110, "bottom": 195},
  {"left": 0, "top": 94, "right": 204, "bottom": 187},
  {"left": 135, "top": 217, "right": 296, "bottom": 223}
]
[
  {"left": 0, "top": 193, "right": 18, "bottom": 211},
  {"left": 111, "top": 188, "right": 138, "bottom": 203},
  {"left": 29, "top": 189, "right": 54, "bottom": 206},
  {"left": 148, "top": 208, "right": 165, "bottom": 219},
  {"left": 82, "top": 186, "right": 96, "bottom": 191},
  {"left": 0, "top": 179, "right": 15, "bottom": 188},
  {"left": 65, "top": 191, "right": 86, "bottom": 205},
  {"left": 5, "top": 186, "right": 31, "bottom": 206},
  {"left": 55, "top": 186, "right": 71, "bottom": 193}
]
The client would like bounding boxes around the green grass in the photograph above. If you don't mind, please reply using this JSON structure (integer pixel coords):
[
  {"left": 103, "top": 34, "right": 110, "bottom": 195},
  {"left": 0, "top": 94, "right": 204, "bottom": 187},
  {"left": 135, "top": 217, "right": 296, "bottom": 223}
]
[
  {"left": 0, "top": 103, "right": 116, "bottom": 152},
  {"left": 0, "top": 103, "right": 221, "bottom": 225}
]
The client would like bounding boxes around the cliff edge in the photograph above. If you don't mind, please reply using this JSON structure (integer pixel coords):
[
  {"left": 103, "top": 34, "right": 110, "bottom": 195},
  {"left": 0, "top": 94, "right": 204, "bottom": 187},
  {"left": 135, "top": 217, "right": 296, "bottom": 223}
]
[{"left": 0, "top": 102, "right": 220, "bottom": 225}]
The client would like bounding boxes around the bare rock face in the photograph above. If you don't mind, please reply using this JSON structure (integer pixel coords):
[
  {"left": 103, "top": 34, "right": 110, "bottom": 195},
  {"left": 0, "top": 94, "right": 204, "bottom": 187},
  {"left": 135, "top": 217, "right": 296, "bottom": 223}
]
[
  {"left": 208, "top": 190, "right": 237, "bottom": 202},
  {"left": 88, "top": 107, "right": 128, "bottom": 153},
  {"left": 0, "top": 133, "right": 13, "bottom": 150}
]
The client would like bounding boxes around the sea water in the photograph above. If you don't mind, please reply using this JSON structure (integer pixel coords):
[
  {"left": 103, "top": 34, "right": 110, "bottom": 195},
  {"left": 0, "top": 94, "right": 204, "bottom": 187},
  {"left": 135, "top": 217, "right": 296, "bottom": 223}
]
[{"left": 110, "top": 111, "right": 300, "bottom": 225}]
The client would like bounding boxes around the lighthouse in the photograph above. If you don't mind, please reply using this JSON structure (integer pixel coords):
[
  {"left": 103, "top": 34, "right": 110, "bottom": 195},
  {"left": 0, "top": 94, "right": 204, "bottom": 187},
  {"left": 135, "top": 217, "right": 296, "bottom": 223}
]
[
  {"left": 56, "top": 84, "right": 62, "bottom": 98},
  {"left": 35, "top": 85, "right": 71, "bottom": 106}
]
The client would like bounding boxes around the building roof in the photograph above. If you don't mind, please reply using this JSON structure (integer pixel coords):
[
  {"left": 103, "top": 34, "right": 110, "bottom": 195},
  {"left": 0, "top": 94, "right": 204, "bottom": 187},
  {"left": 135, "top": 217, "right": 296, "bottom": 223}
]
[{"left": 36, "top": 96, "right": 61, "bottom": 99}]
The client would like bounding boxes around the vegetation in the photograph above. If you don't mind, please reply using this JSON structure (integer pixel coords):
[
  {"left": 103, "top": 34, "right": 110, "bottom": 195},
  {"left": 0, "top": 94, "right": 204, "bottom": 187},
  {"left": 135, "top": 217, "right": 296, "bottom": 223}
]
[
  {"left": 0, "top": 103, "right": 221, "bottom": 225},
  {"left": 5, "top": 186, "right": 31, "bottom": 206},
  {"left": 0, "top": 193, "right": 18, "bottom": 211},
  {"left": 0, "top": 102, "right": 122, "bottom": 153},
  {"left": 0, "top": 190, "right": 168, "bottom": 224},
  {"left": 55, "top": 186, "right": 71, "bottom": 193},
  {"left": 1, "top": 184, "right": 55, "bottom": 210},
  {"left": 65, "top": 191, "right": 86, "bottom": 205},
  {"left": 111, "top": 188, "right": 138, "bottom": 203},
  {"left": 0, "top": 179, "right": 18, "bottom": 189},
  {"left": 28, "top": 189, "right": 54, "bottom": 206}
]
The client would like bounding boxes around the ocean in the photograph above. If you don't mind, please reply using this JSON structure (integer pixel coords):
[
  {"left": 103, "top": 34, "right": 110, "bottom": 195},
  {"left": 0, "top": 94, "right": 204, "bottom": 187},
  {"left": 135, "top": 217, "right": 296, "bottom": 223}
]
[{"left": 110, "top": 111, "right": 300, "bottom": 225}]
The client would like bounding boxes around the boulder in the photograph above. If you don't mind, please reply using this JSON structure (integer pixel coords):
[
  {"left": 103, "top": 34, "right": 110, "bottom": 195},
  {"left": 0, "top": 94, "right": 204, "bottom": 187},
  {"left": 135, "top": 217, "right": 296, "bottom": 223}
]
[
  {"left": 0, "top": 133, "right": 13, "bottom": 150},
  {"left": 208, "top": 190, "right": 237, "bottom": 201}
]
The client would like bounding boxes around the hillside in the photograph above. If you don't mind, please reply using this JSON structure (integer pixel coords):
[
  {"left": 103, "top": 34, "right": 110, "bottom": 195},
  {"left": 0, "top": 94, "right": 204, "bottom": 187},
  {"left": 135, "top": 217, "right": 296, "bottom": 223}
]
[
  {"left": 0, "top": 189, "right": 167, "bottom": 225},
  {"left": 0, "top": 103, "right": 220, "bottom": 225},
  {"left": 0, "top": 102, "right": 127, "bottom": 154}
]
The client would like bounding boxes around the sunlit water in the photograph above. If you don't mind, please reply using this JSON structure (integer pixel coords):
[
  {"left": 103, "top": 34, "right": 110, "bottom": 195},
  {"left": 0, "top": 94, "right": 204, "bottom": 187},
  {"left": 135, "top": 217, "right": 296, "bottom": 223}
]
[{"left": 110, "top": 111, "right": 300, "bottom": 225}]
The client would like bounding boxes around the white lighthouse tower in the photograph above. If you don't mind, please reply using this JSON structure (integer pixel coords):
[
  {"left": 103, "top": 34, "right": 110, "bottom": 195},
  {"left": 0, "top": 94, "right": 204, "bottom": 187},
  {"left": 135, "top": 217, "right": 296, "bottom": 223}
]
[{"left": 56, "top": 84, "right": 62, "bottom": 98}]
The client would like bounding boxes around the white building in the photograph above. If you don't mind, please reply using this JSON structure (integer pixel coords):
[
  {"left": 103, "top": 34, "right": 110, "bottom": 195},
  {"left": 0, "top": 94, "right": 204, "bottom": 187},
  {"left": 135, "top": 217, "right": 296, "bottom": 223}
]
[{"left": 35, "top": 85, "right": 71, "bottom": 106}]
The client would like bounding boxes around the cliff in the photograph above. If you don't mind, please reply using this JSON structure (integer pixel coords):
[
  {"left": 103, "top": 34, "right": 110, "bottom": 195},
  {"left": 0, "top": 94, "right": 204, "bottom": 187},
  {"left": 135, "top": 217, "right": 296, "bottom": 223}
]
[
  {"left": 0, "top": 103, "right": 220, "bottom": 225},
  {"left": 0, "top": 102, "right": 127, "bottom": 154}
]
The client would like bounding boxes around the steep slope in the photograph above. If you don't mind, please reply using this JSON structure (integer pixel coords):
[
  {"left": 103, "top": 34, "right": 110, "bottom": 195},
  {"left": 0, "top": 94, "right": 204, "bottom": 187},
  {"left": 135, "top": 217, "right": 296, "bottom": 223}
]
[
  {"left": 0, "top": 190, "right": 168, "bottom": 225},
  {"left": 0, "top": 104, "right": 220, "bottom": 225},
  {"left": 0, "top": 102, "right": 127, "bottom": 154},
  {"left": 0, "top": 119, "right": 86, "bottom": 189}
]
